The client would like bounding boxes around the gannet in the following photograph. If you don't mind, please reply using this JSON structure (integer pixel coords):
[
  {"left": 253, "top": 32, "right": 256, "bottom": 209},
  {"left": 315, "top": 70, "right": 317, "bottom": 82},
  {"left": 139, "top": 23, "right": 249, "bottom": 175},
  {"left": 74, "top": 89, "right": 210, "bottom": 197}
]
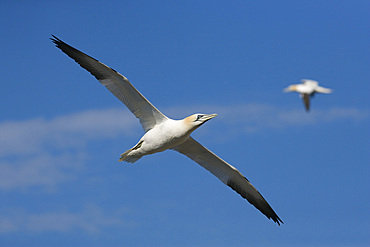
[
  {"left": 51, "top": 35, "right": 283, "bottom": 225},
  {"left": 284, "top": 79, "right": 332, "bottom": 111}
]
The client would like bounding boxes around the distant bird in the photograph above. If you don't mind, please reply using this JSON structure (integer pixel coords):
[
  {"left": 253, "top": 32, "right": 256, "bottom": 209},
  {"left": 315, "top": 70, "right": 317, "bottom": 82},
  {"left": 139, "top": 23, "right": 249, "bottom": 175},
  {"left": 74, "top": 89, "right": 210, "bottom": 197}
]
[
  {"left": 284, "top": 79, "right": 332, "bottom": 111},
  {"left": 51, "top": 35, "right": 283, "bottom": 225}
]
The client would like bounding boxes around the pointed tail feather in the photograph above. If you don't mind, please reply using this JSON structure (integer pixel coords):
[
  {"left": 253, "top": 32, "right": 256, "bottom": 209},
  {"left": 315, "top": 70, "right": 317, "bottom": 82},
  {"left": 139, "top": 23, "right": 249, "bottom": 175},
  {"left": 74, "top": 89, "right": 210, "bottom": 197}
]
[{"left": 119, "top": 153, "right": 142, "bottom": 163}]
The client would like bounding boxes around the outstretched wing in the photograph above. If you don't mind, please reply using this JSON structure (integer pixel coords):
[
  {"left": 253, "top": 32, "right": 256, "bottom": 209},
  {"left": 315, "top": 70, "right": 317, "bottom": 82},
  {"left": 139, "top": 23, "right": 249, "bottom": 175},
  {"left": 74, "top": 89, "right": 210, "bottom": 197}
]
[
  {"left": 315, "top": 86, "right": 332, "bottom": 94},
  {"left": 173, "top": 137, "right": 283, "bottom": 225},
  {"left": 302, "top": 93, "right": 310, "bottom": 111},
  {"left": 51, "top": 35, "right": 168, "bottom": 132}
]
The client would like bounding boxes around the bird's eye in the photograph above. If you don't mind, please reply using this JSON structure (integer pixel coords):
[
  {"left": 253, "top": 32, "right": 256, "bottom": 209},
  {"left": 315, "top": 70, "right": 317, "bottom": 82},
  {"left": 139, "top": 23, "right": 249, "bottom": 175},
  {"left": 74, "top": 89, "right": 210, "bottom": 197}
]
[{"left": 195, "top": 115, "right": 204, "bottom": 121}]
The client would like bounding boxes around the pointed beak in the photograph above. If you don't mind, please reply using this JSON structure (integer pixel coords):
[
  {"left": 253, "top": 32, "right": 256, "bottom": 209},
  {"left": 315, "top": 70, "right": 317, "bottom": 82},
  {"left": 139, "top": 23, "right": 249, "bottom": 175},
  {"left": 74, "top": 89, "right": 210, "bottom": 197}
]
[
  {"left": 202, "top": 113, "right": 217, "bottom": 121},
  {"left": 283, "top": 86, "right": 291, "bottom": 92}
]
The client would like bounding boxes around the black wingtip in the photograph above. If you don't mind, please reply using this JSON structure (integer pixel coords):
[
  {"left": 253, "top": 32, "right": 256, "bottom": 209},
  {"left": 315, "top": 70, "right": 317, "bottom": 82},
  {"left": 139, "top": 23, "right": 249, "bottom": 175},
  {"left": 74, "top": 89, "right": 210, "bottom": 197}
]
[
  {"left": 266, "top": 209, "right": 283, "bottom": 226},
  {"left": 227, "top": 178, "right": 283, "bottom": 226},
  {"left": 50, "top": 34, "right": 58, "bottom": 42},
  {"left": 272, "top": 216, "right": 284, "bottom": 226},
  {"left": 50, "top": 35, "right": 63, "bottom": 46}
]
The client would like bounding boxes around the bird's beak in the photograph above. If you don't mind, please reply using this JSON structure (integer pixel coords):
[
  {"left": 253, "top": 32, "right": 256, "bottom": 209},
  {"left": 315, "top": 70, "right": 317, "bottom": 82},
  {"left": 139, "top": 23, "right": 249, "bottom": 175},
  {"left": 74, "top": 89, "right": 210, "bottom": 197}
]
[
  {"left": 200, "top": 114, "right": 218, "bottom": 122},
  {"left": 283, "top": 86, "right": 291, "bottom": 92}
]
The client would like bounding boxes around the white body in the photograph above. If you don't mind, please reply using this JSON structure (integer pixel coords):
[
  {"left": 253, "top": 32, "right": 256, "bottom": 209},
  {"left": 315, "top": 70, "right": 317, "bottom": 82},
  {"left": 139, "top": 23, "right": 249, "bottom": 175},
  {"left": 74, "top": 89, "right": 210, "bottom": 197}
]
[
  {"left": 125, "top": 119, "right": 192, "bottom": 161},
  {"left": 284, "top": 79, "right": 332, "bottom": 111},
  {"left": 140, "top": 119, "right": 190, "bottom": 153}
]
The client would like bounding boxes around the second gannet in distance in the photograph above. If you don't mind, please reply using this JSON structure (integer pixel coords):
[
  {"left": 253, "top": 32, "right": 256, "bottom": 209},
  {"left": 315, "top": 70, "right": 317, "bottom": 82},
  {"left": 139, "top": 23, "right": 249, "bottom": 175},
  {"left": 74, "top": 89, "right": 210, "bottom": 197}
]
[
  {"left": 51, "top": 35, "right": 283, "bottom": 225},
  {"left": 284, "top": 79, "right": 332, "bottom": 111}
]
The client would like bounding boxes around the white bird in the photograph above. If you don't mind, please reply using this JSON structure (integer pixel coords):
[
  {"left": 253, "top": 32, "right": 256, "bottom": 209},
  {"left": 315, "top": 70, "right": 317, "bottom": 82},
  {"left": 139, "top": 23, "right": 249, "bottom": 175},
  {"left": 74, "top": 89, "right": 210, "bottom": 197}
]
[
  {"left": 284, "top": 79, "right": 332, "bottom": 111},
  {"left": 51, "top": 35, "right": 283, "bottom": 225}
]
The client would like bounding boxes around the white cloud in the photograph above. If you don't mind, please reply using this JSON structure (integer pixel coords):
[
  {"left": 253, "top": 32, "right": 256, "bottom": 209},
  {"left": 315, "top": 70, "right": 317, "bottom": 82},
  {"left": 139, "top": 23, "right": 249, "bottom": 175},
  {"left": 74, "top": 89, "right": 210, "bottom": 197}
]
[
  {"left": 0, "top": 152, "right": 85, "bottom": 191},
  {"left": 1, "top": 105, "right": 366, "bottom": 158},
  {"left": 0, "top": 108, "right": 139, "bottom": 157},
  {"left": 0, "top": 104, "right": 368, "bottom": 191},
  {"left": 165, "top": 103, "right": 369, "bottom": 133},
  {"left": 0, "top": 108, "right": 139, "bottom": 191},
  {"left": 0, "top": 204, "right": 133, "bottom": 234},
  {"left": 0, "top": 104, "right": 368, "bottom": 235}
]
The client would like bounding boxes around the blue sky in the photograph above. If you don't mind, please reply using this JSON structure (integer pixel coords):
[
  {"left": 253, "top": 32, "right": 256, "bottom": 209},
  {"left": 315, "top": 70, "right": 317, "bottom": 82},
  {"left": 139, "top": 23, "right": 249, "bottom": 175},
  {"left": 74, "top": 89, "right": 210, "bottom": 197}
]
[{"left": 1, "top": 1, "right": 369, "bottom": 246}]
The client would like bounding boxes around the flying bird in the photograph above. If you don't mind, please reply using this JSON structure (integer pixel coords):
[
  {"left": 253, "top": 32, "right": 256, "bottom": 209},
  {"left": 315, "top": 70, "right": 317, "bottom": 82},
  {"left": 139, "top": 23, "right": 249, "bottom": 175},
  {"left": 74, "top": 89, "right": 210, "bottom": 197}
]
[
  {"left": 51, "top": 35, "right": 283, "bottom": 225},
  {"left": 284, "top": 79, "right": 332, "bottom": 111}
]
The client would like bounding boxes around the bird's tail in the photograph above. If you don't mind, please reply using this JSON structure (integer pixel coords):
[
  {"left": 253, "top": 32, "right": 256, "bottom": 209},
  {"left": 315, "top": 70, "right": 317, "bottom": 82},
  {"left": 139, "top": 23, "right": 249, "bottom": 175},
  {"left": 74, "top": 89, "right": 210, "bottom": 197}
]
[
  {"left": 118, "top": 149, "right": 142, "bottom": 163},
  {"left": 118, "top": 141, "right": 143, "bottom": 163}
]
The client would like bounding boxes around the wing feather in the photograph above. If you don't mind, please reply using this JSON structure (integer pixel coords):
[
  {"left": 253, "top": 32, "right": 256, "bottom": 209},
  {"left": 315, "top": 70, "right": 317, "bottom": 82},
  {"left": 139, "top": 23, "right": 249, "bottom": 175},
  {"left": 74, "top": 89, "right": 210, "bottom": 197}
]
[
  {"left": 315, "top": 86, "right": 332, "bottom": 94},
  {"left": 51, "top": 35, "right": 167, "bottom": 132},
  {"left": 302, "top": 93, "right": 310, "bottom": 111},
  {"left": 174, "top": 137, "right": 283, "bottom": 225}
]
